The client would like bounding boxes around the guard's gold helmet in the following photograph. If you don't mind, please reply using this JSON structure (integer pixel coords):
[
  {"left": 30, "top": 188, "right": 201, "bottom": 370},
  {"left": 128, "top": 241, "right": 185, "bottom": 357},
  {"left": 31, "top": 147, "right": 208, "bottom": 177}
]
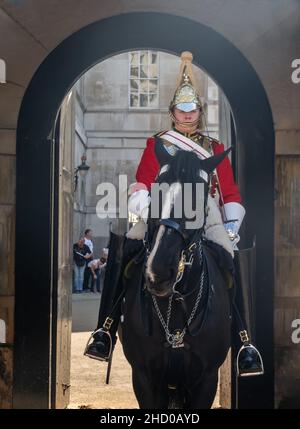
[{"left": 169, "top": 51, "right": 202, "bottom": 113}]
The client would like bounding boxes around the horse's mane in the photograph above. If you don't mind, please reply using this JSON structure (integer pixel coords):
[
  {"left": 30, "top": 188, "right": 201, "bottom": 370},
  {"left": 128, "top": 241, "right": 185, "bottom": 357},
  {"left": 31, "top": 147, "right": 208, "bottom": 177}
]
[{"left": 156, "top": 150, "right": 205, "bottom": 185}]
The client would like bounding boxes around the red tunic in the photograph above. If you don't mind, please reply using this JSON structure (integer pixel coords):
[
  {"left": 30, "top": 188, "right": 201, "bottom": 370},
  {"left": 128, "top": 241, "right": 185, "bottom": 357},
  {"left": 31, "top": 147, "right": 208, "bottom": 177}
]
[{"left": 136, "top": 136, "right": 241, "bottom": 206}]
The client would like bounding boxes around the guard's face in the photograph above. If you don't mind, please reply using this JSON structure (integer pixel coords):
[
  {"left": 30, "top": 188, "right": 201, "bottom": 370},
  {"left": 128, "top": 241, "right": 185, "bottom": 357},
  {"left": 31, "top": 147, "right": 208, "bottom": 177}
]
[{"left": 173, "top": 108, "right": 201, "bottom": 123}]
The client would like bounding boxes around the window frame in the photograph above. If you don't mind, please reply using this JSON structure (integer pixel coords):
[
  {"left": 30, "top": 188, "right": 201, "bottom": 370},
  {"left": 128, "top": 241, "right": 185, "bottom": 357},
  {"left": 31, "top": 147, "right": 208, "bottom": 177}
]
[{"left": 128, "top": 50, "right": 160, "bottom": 109}]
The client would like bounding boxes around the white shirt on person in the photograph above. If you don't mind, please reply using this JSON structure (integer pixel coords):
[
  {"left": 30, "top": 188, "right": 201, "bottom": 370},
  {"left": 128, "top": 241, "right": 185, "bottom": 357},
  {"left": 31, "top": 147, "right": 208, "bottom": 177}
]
[
  {"left": 84, "top": 238, "right": 93, "bottom": 253},
  {"left": 88, "top": 259, "right": 100, "bottom": 269}
]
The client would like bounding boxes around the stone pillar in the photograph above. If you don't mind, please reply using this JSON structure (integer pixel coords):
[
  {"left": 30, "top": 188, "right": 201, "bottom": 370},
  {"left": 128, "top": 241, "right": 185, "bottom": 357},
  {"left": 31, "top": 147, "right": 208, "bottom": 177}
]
[
  {"left": 275, "top": 133, "right": 300, "bottom": 407},
  {"left": 0, "top": 129, "right": 16, "bottom": 408}
]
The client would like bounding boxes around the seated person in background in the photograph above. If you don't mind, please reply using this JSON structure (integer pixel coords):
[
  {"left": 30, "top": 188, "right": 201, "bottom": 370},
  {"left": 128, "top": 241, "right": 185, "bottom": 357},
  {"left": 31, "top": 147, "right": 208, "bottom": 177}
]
[{"left": 73, "top": 238, "right": 92, "bottom": 293}]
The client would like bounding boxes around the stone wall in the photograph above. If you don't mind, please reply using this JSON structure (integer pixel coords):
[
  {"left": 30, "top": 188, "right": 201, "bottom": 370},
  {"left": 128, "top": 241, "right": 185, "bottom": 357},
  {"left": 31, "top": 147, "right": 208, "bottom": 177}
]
[{"left": 73, "top": 80, "right": 88, "bottom": 243}]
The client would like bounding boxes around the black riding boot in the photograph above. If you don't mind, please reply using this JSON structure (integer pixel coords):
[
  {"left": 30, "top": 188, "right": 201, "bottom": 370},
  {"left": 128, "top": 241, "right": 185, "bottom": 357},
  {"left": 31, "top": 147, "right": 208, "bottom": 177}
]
[
  {"left": 84, "top": 232, "right": 126, "bottom": 361},
  {"left": 85, "top": 313, "right": 121, "bottom": 361},
  {"left": 233, "top": 242, "right": 264, "bottom": 377},
  {"left": 84, "top": 233, "right": 144, "bottom": 361}
]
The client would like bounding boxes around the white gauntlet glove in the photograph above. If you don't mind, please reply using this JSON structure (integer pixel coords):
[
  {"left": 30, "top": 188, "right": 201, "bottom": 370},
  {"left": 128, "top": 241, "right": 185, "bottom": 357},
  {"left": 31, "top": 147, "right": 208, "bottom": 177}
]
[
  {"left": 224, "top": 220, "right": 240, "bottom": 250},
  {"left": 128, "top": 189, "right": 150, "bottom": 223},
  {"left": 223, "top": 202, "right": 246, "bottom": 251}
]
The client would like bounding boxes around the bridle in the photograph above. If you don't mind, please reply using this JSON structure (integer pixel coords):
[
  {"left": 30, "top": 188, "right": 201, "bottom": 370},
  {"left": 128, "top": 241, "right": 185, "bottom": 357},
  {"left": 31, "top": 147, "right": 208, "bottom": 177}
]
[
  {"left": 158, "top": 218, "right": 203, "bottom": 295},
  {"left": 146, "top": 217, "right": 206, "bottom": 349},
  {"left": 144, "top": 176, "right": 209, "bottom": 299}
]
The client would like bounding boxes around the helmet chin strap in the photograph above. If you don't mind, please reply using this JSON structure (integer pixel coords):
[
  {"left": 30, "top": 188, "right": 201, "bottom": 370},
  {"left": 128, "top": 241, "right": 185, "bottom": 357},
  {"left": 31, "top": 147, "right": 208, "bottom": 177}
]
[{"left": 169, "top": 111, "right": 202, "bottom": 132}]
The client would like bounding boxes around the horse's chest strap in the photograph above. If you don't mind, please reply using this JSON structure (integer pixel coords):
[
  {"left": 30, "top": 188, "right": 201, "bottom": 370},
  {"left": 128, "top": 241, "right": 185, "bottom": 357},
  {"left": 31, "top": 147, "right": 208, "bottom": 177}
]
[
  {"left": 152, "top": 265, "right": 205, "bottom": 349},
  {"left": 167, "top": 342, "right": 186, "bottom": 389}
]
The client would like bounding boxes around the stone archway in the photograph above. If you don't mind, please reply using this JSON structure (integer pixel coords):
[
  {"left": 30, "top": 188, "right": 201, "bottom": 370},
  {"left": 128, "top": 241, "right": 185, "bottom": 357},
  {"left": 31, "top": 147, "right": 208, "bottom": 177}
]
[{"left": 14, "top": 12, "right": 274, "bottom": 409}]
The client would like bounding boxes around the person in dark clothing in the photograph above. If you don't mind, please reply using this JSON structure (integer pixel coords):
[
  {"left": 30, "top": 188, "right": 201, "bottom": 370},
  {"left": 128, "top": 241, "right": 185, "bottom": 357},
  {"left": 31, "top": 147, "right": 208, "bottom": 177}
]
[
  {"left": 83, "top": 229, "right": 94, "bottom": 291},
  {"left": 73, "top": 238, "right": 92, "bottom": 293}
]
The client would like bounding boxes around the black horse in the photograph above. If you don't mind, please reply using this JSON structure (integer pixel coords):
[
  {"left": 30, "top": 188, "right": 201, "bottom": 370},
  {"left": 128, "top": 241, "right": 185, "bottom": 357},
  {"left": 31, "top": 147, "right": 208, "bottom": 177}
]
[{"left": 121, "top": 149, "right": 233, "bottom": 408}]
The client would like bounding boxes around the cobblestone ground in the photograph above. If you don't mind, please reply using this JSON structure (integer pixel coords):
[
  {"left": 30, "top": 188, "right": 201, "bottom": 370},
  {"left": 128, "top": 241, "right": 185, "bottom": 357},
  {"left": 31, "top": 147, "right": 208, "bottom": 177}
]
[{"left": 68, "top": 332, "right": 219, "bottom": 409}]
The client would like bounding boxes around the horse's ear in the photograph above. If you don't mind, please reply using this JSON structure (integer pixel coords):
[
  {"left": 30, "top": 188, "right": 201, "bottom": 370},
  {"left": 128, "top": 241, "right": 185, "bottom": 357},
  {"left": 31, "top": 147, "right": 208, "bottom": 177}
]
[
  {"left": 154, "top": 138, "right": 174, "bottom": 165},
  {"left": 200, "top": 147, "right": 232, "bottom": 174}
]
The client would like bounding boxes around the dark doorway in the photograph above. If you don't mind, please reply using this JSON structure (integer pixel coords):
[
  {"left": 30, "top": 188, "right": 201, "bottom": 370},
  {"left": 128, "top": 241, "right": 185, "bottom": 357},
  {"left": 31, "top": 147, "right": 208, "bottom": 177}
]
[{"left": 14, "top": 12, "right": 274, "bottom": 409}]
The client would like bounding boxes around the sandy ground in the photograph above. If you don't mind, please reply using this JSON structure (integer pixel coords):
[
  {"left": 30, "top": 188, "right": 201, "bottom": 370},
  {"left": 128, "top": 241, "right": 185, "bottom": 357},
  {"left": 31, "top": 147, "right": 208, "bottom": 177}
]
[
  {"left": 68, "top": 331, "right": 219, "bottom": 409},
  {"left": 69, "top": 332, "right": 138, "bottom": 409}
]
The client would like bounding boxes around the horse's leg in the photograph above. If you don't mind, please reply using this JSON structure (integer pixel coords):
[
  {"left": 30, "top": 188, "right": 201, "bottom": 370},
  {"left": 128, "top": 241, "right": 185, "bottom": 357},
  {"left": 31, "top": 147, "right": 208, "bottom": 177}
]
[
  {"left": 132, "top": 369, "right": 168, "bottom": 409},
  {"left": 188, "top": 371, "right": 219, "bottom": 409}
]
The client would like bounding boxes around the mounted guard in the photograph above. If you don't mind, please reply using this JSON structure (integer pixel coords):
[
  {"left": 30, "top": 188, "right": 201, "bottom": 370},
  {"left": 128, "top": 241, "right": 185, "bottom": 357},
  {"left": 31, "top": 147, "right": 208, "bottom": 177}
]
[{"left": 84, "top": 51, "right": 263, "bottom": 381}]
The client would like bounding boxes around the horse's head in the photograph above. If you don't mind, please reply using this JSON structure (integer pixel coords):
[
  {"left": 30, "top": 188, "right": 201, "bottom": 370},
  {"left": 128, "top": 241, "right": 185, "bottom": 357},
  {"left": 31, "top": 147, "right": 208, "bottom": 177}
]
[{"left": 145, "top": 147, "right": 231, "bottom": 298}]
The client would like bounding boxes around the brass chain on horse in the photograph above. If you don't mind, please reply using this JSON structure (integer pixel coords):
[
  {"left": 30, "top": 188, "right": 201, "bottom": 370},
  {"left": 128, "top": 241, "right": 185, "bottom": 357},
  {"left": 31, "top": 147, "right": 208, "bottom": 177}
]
[{"left": 151, "top": 245, "right": 205, "bottom": 348}]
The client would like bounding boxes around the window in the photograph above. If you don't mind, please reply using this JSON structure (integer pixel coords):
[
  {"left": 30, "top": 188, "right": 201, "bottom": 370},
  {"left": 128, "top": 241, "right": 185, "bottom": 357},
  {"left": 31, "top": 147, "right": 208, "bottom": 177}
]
[
  {"left": 207, "top": 104, "right": 219, "bottom": 124},
  {"left": 129, "top": 51, "right": 159, "bottom": 108},
  {"left": 206, "top": 77, "right": 219, "bottom": 126},
  {"left": 202, "top": 76, "right": 219, "bottom": 139}
]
